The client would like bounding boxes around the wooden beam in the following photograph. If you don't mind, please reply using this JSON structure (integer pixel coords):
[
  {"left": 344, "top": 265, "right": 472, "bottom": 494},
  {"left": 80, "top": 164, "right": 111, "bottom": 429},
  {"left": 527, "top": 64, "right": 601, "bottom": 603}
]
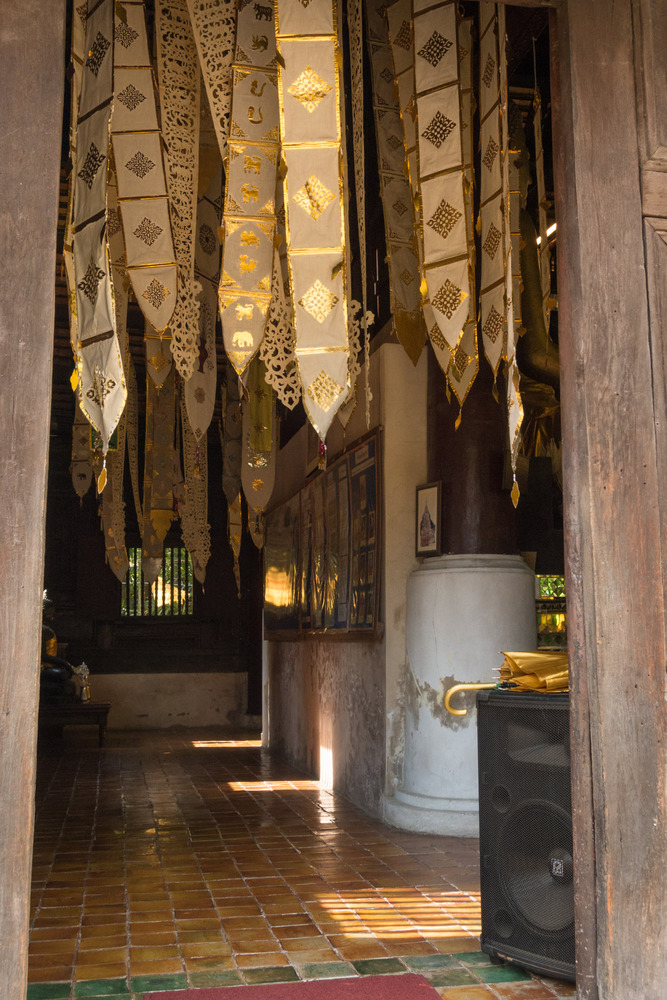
[
  {"left": 0, "top": 2, "right": 66, "bottom": 996},
  {"left": 552, "top": 2, "right": 667, "bottom": 999}
]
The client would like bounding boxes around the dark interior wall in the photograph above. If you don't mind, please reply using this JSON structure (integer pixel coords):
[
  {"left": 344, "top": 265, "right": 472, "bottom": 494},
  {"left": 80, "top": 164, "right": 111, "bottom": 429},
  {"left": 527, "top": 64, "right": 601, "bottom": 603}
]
[{"left": 43, "top": 420, "right": 263, "bottom": 711}]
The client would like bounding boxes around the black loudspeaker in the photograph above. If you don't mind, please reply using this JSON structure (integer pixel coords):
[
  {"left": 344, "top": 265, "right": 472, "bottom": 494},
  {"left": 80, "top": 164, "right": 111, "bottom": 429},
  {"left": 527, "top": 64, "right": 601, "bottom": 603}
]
[{"left": 476, "top": 689, "right": 575, "bottom": 981}]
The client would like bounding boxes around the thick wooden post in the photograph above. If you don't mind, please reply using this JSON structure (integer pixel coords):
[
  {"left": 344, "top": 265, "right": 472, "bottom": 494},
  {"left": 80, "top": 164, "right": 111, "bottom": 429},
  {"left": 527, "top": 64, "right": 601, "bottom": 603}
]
[
  {"left": 552, "top": 1, "right": 667, "bottom": 997},
  {"left": 0, "top": 2, "right": 66, "bottom": 996}
]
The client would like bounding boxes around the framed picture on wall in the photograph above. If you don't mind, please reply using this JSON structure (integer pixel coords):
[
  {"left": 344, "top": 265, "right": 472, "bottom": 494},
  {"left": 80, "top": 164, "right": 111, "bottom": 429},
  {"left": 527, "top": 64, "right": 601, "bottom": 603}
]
[{"left": 416, "top": 482, "right": 441, "bottom": 557}]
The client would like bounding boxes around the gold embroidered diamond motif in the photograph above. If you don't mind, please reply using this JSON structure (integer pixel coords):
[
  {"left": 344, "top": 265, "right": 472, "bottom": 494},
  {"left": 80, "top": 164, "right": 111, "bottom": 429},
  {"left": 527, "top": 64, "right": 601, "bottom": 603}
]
[
  {"left": 115, "top": 20, "right": 139, "bottom": 48},
  {"left": 482, "top": 53, "right": 495, "bottom": 88},
  {"left": 433, "top": 278, "right": 465, "bottom": 320},
  {"left": 149, "top": 349, "right": 170, "bottom": 373},
  {"left": 380, "top": 67, "right": 394, "bottom": 84},
  {"left": 422, "top": 111, "right": 456, "bottom": 149},
  {"left": 417, "top": 31, "right": 453, "bottom": 68},
  {"left": 133, "top": 217, "right": 163, "bottom": 247},
  {"left": 395, "top": 20, "right": 412, "bottom": 50},
  {"left": 386, "top": 133, "right": 402, "bottom": 150},
  {"left": 86, "top": 365, "right": 116, "bottom": 406},
  {"left": 78, "top": 142, "right": 106, "bottom": 189},
  {"left": 78, "top": 257, "right": 106, "bottom": 304},
  {"left": 427, "top": 199, "right": 462, "bottom": 240},
  {"left": 288, "top": 67, "right": 332, "bottom": 114},
  {"left": 453, "top": 343, "right": 469, "bottom": 377},
  {"left": 482, "top": 136, "right": 499, "bottom": 172},
  {"left": 86, "top": 31, "right": 111, "bottom": 76},
  {"left": 483, "top": 305, "right": 503, "bottom": 343},
  {"left": 142, "top": 278, "right": 170, "bottom": 310},
  {"left": 298, "top": 280, "right": 338, "bottom": 323},
  {"left": 429, "top": 323, "right": 447, "bottom": 351},
  {"left": 107, "top": 209, "right": 122, "bottom": 238},
  {"left": 401, "top": 268, "right": 415, "bottom": 285},
  {"left": 307, "top": 370, "right": 344, "bottom": 412},
  {"left": 126, "top": 151, "right": 155, "bottom": 179},
  {"left": 393, "top": 199, "right": 408, "bottom": 217},
  {"left": 117, "top": 83, "right": 146, "bottom": 111},
  {"left": 293, "top": 175, "right": 335, "bottom": 221},
  {"left": 199, "top": 224, "right": 217, "bottom": 255},
  {"left": 483, "top": 222, "right": 502, "bottom": 259}
]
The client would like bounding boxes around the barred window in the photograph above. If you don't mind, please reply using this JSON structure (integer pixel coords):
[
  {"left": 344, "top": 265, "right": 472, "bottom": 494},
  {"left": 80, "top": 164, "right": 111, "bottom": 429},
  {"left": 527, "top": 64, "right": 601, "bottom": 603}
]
[{"left": 121, "top": 547, "right": 194, "bottom": 617}]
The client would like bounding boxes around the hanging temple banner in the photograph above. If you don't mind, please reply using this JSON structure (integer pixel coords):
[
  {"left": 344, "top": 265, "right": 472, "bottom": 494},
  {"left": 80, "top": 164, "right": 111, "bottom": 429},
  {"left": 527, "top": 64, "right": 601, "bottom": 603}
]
[
  {"left": 73, "top": 0, "right": 127, "bottom": 458},
  {"left": 66, "top": 0, "right": 535, "bottom": 575},
  {"left": 276, "top": 0, "right": 351, "bottom": 440},
  {"left": 218, "top": 0, "right": 280, "bottom": 378},
  {"left": 111, "top": 0, "right": 178, "bottom": 335},
  {"left": 366, "top": 0, "right": 425, "bottom": 366}
]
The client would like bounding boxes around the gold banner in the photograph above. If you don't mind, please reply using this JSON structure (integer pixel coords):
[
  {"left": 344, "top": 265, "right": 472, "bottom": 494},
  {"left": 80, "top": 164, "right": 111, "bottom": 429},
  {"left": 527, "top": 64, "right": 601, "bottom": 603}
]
[
  {"left": 276, "top": 0, "right": 350, "bottom": 439},
  {"left": 478, "top": 3, "right": 506, "bottom": 375},
  {"left": 179, "top": 397, "right": 211, "bottom": 583},
  {"left": 219, "top": 1, "right": 280, "bottom": 377},
  {"left": 185, "top": 169, "right": 222, "bottom": 440},
  {"left": 185, "top": 0, "right": 236, "bottom": 162},
  {"left": 156, "top": 0, "right": 201, "bottom": 379},
  {"left": 241, "top": 358, "right": 277, "bottom": 549},
  {"left": 366, "top": 0, "right": 425, "bottom": 365},
  {"left": 112, "top": 1, "right": 178, "bottom": 335},
  {"left": 73, "top": 0, "right": 127, "bottom": 458}
]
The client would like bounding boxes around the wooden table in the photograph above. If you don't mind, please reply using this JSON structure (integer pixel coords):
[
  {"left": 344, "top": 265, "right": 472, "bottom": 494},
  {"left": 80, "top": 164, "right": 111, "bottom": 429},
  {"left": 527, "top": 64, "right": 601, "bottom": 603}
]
[{"left": 38, "top": 701, "right": 111, "bottom": 747}]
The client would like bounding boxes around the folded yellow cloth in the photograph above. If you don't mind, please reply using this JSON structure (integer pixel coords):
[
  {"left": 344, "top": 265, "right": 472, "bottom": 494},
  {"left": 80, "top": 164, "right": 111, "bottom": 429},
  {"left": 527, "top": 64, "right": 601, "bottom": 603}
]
[{"left": 499, "top": 650, "right": 569, "bottom": 692}]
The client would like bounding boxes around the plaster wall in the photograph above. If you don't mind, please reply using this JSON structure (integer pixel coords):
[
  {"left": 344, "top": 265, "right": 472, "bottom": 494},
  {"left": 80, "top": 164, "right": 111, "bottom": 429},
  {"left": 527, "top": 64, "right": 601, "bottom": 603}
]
[
  {"left": 378, "top": 345, "right": 427, "bottom": 797},
  {"left": 267, "top": 639, "right": 386, "bottom": 814},
  {"left": 91, "top": 672, "right": 249, "bottom": 729},
  {"left": 266, "top": 340, "right": 427, "bottom": 814}
]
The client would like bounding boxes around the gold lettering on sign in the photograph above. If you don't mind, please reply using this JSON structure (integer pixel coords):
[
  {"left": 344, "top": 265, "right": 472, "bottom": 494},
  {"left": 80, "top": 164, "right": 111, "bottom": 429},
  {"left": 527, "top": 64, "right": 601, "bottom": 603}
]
[
  {"left": 250, "top": 79, "right": 266, "bottom": 97},
  {"left": 248, "top": 106, "right": 264, "bottom": 124}
]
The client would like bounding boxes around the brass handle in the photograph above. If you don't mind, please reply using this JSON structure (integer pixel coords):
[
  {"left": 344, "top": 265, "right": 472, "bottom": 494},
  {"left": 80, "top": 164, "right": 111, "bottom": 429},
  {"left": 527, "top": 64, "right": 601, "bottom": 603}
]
[{"left": 444, "top": 682, "right": 497, "bottom": 717}]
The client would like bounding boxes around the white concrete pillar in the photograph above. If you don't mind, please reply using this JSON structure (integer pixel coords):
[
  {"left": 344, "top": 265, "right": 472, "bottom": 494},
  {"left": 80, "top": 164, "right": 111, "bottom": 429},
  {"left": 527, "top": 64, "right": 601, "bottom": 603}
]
[{"left": 384, "top": 554, "right": 537, "bottom": 836}]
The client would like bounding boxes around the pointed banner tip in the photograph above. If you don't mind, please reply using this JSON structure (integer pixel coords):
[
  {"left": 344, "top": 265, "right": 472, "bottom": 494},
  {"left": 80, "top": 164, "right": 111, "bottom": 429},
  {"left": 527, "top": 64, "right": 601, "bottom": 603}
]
[
  {"left": 511, "top": 479, "right": 520, "bottom": 508},
  {"left": 454, "top": 410, "right": 462, "bottom": 431},
  {"left": 97, "top": 464, "right": 107, "bottom": 494},
  {"left": 70, "top": 369, "right": 79, "bottom": 393}
]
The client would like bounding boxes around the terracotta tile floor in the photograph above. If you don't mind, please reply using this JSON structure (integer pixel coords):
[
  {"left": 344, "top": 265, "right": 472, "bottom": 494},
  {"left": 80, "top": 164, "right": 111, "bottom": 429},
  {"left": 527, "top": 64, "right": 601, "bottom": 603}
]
[{"left": 28, "top": 730, "right": 577, "bottom": 999}]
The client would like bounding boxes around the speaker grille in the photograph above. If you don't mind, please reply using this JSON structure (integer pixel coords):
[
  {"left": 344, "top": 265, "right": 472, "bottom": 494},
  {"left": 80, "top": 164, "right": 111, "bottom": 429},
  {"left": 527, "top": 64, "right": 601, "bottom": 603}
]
[{"left": 477, "top": 690, "right": 575, "bottom": 980}]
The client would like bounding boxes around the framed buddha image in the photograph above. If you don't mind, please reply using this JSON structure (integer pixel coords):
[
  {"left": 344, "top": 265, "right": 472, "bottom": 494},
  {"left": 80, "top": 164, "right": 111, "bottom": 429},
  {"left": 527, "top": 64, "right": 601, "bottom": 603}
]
[{"left": 416, "top": 482, "right": 441, "bottom": 557}]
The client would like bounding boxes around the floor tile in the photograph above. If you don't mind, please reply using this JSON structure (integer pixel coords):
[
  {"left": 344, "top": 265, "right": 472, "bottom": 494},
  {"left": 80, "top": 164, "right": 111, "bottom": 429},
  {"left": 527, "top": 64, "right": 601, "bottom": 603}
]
[
  {"left": 434, "top": 987, "right": 495, "bottom": 999},
  {"left": 73, "top": 979, "right": 131, "bottom": 997},
  {"left": 351, "top": 957, "right": 407, "bottom": 976},
  {"left": 26, "top": 986, "right": 71, "bottom": 1000},
  {"left": 242, "top": 966, "right": 301, "bottom": 985},
  {"left": 403, "top": 954, "right": 460, "bottom": 971},
  {"left": 130, "top": 972, "right": 188, "bottom": 992},
  {"left": 188, "top": 970, "right": 244, "bottom": 987},
  {"left": 29, "top": 731, "right": 492, "bottom": 999},
  {"left": 295, "top": 961, "right": 357, "bottom": 979},
  {"left": 428, "top": 969, "right": 482, "bottom": 988}
]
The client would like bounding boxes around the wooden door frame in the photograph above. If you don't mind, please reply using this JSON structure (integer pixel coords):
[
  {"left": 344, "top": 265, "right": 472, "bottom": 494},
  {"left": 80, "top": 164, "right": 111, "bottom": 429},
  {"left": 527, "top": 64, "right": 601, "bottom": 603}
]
[
  {"left": 0, "top": 2, "right": 67, "bottom": 997},
  {"left": 2, "top": 2, "right": 666, "bottom": 998}
]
